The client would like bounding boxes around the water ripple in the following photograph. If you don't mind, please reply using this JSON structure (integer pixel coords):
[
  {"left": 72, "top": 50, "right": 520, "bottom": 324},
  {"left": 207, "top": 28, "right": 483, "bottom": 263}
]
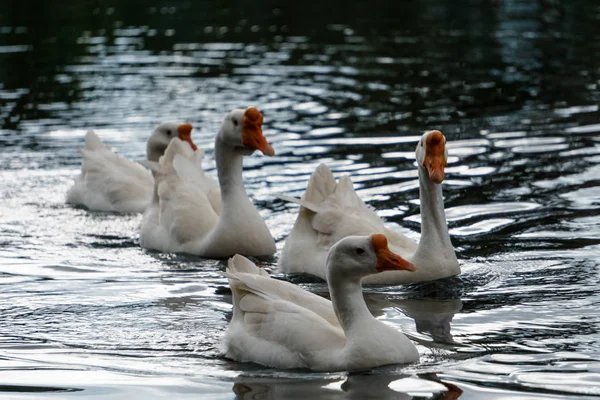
[{"left": 0, "top": 1, "right": 599, "bottom": 398}]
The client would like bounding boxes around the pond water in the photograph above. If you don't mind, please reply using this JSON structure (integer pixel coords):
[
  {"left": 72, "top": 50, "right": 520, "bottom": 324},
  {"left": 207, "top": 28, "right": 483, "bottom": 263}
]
[{"left": 1, "top": 0, "right": 599, "bottom": 398}]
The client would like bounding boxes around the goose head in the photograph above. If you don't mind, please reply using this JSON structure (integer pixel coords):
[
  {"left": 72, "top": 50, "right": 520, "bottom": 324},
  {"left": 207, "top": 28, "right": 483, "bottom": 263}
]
[
  {"left": 146, "top": 122, "right": 197, "bottom": 162},
  {"left": 415, "top": 130, "right": 448, "bottom": 184},
  {"left": 219, "top": 107, "right": 274, "bottom": 156},
  {"left": 327, "top": 234, "right": 416, "bottom": 281}
]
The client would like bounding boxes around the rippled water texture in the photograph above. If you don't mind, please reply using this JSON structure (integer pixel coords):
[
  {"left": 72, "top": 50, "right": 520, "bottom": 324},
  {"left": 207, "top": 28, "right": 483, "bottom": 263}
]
[{"left": 1, "top": 1, "right": 599, "bottom": 398}]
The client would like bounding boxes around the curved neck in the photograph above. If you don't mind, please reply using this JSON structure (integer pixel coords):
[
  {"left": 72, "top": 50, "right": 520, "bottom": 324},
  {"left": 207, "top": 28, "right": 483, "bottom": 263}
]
[
  {"left": 327, "top": 274, "right": 374, "bottom": 336},
  {"left": 215, "top": 134, "right": 248, "bottom": 202},
  {"left": 189, "top": 131, "right": 274, "bottom": 258},
  {"left": 413, "top": 166, "right": 454, "bottom": 257}
]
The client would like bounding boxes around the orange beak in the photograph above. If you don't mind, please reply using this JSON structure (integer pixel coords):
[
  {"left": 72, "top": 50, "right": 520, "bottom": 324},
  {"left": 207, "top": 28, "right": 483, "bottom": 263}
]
[
  {"left": 178, "top": 123, "right": 197, "bottom": 151},
  {"left": 423, "top": 130, "right": 447, "bottom": 184},
  {"left": 371, "top": 234, "right": 417, "bottom": 272},
  {"left": 242, "top": 107, "right": 274, "bottom": 156}
]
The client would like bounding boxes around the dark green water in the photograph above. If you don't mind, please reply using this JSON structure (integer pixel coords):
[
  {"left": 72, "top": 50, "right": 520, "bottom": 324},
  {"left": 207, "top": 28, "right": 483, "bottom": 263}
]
[{"left": 0, "top": 1, "right": 599, "bottom": 398}]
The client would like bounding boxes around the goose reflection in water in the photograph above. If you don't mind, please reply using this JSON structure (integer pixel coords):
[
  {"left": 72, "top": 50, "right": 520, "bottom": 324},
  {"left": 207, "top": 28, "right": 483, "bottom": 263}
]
[
  {"left": 392, "top": 298, "right": 463, "bottom": 345},
  {"left": 357, "top": 291, "right": 463, "bottom": 346},
  {"left": 232, "top": 372, "right": 462, "bottom": 400}
]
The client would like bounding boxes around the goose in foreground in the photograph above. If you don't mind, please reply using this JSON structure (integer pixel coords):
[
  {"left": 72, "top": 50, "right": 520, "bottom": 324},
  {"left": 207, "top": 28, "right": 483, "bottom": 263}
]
[
  {"left": 277, "top": 130, "right": 459, "bottom": 284},
  {"left": 223, "top": 234, "right": 419, "bottom": 371},
  {"left": 139, "top": 107, "right": 276, "bottom": 258},
  {"left": 66, "top": 123, "right": 197, "bottom": 213}
]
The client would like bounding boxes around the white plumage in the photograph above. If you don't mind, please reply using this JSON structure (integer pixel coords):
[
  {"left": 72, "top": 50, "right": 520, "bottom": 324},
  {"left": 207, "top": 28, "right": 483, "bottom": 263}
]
[
  {"left": 66, "top": 122, "right": 196, "bottom": 213},
  {"left": 66, "top": 130, "right": 155, "bottom": 213},
  {"left": 223, "top": 234, "right": 420, "bottom": 371},
  {"left": 139, "top": 107, "right": 276, "bottom": 258},
  {"left": 278, "top": 130, "right": 459, "bottom": 284}
]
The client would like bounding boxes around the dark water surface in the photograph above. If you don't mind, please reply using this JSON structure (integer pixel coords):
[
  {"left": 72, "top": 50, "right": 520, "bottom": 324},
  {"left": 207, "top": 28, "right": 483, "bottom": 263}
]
[{"left": 1, "top": 1, "right": 599, "bottom": 398}]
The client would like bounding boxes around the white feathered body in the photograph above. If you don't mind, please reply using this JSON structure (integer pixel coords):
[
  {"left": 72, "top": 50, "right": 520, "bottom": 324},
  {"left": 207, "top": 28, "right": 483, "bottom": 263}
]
[
  {"left": 139, "top": 138, "right": 275, "bottom": 258},
  {"left": 279, "top": 164, "right": 458, "bottom": 284},
  {"left": 279, "top": 164, "right": 419, "bottom": 282},
  {"left": 223, "top": 255, "right": 419, "bottom": 371},
  {"left": 139, "top": 140, "right": 221, "bottom": 253},
  {"left": 66, "top": 131, "right": 154, "bottom": 213}
]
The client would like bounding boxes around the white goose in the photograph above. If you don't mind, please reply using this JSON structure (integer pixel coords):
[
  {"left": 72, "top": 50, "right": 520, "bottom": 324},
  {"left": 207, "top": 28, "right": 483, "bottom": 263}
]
[
  {"left": 278, "top": 130, "right": 459, "bottom": 284},
  {"left": 66, "top": 123, "right": 197, "bottom": 213},
  {"left": 223, "top": 233, "right": 419, "bottom": 371},
  {"left": 139, "top": 107, "right": 276, "bottom": 258}
]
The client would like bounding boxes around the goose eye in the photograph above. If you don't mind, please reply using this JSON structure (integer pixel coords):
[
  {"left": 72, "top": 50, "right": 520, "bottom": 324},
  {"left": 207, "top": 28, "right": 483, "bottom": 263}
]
[
  {"left": 355, "top": 247, "right": 365, "bottom": 255},
  {"left": 166, "top": 129, "right": 172, "bottom": 136},
  {"left": 420, "top": 141, "right": 423, "bottom": 147},
  {"left": 232, "top": 118, "right": 238, "bottom": 127}
]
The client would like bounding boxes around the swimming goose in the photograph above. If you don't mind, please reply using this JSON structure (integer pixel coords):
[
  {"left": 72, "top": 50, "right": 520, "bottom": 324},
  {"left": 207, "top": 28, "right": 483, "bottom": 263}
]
[
  {"left": 139, "top": 107, "right": 276, "bottom": 258},
  {"left": 66, "top": 123, "right": 196, "bottom": 213},
  {"left": 278, "top": 130, "right": 459, "bottom": 284},
  {"left": 223, "top": 234, "right": 419, "bottom": 371}
]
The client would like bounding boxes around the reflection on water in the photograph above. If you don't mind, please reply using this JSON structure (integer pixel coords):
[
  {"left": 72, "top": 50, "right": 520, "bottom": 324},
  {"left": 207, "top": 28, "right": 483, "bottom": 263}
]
[
  {"left": 233, "top": 372, "right": 463, "bottom": 400},
  {"left": 395, "top": 298, "right": 462, "bottom": 345},
  {"left": 1, "top": 0, "right": 600, "bottom": 398}
]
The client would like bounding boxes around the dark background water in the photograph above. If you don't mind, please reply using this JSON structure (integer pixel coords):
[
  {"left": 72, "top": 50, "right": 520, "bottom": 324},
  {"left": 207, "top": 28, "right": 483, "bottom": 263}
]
[{"left": 0, "top": 1, "right": 599, "bottom": 399}]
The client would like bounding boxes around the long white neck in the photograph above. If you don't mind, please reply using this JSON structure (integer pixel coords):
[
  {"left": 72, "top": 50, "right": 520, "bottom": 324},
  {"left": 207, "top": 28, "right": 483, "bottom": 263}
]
[
  {"left": 174, "top": 131, "right": 275, "bottom": 258},
  {"left": 328, "top": 274, "right": 375, "bottom": 337},
  {"left": 326, "top": 267, "right": 420, "bottom": 368},
  {"left": 215, "top": 134, "right": 255, "bottom": 216},
  {"left": 358, "top": 165, "right": 459, "bottom": 285},
  {"left": 209, "top": 133, "right": 274, "bottom": 257},
  {"left": 412, "top": 166, "right": 456, "bottom": 264}
]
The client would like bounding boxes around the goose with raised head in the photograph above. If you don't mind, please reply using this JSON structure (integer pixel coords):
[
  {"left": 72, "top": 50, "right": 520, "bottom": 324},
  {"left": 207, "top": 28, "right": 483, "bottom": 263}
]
[
  {"left": 223, "top": 233, "right": 419, "bottom": 371},
  {"left": 140, "top": 107, "right": 276, "bottom": 258},
  {"left": 277, "top": 130, "right": 459, "bottom": 284},
  {"left": 66, "top": 123, "right": 197, "bottom": 213}
]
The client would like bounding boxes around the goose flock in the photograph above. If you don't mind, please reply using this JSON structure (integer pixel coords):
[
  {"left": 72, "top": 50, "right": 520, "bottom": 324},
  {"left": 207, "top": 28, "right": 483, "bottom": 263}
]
[{"left": 67, "top": 106, "right": 459, "bottom": 372}]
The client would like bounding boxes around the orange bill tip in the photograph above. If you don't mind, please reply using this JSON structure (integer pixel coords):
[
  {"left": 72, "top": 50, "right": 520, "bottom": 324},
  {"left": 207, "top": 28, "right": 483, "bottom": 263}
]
[
  {"left": 424, "top": 130, "right": 446, "bottom": 184},
  {"left": 242, "top": 107, "right": 275, "bottom": 156},
  {"left": 178, "top": 123, "right": 197, "bottom": 151},
  {"left": 371, "top": 233, "right": 417, "bottom": 272}
]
